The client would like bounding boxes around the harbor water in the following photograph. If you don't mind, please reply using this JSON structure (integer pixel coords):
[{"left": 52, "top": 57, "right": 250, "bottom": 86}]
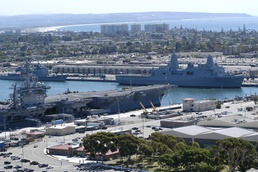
[{"left": 1, "top": 80, "right": 257, "bottom": 105}]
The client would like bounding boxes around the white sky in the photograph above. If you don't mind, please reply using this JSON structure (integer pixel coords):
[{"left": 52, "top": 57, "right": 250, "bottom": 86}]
[{"left": 0, "top": 0, "right": 257, "bottom": 16}]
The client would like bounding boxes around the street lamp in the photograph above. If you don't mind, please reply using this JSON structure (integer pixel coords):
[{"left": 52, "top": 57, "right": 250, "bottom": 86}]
[
  {"left": 20, "top": 144, "right": 24, "bottom": 168},
  {"left": 9, "top": 128, "right": 12, "bottom": 140},
  {"left": 3, "top": 115, "right": 6, "bottom": 139},
  {"left": 116, "top": 97, "right": 121, "bottom": 123},
  {"left": 45, "top": 137, "right": 48, "bottom": 148},
  {"left": 142, "top": 117, "right": 145, "bottom": 138}
]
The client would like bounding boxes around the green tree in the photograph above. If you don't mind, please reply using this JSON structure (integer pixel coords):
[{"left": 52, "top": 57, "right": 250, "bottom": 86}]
[
  {"left": 117, "top": 134, "right": 140, "bottom": 167},
  {"left": 149, "top": 132, "right": 177, "bottom": 150},
  {"left": 83, "top": 132, "right": 117, "bottom": 163},
  {"left": 212, "top": 138, "right": 257, "bottom": 172},
  {"left": 165, "top": 141, "right": 224, "bottom": 172},
  {"left": 158, "top": 154, "right": 174, "bottom": 171},
  {"left": 138, "top": 141, "right": 153, "bottom": 160},
  {"left": 151, "top": 141, "right": 172, "bottom": 156},
  {"left": 216, "top": 101, "right": 222, "bottom": 109},
  {"left": 175, "top": 142, "right": 211, "bottom": 170}
]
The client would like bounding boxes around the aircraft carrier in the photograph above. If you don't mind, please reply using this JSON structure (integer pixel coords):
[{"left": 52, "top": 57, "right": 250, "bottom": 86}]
[
  {"left": 45, "top": 85, "right": 172, "bottom": 117},
  {"left": 0, "top": 60, "right": 172, "bottom": 130}
]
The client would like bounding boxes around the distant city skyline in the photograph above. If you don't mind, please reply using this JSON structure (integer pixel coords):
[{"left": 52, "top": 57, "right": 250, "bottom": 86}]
[{"left": 0, "top": 0, "right": 257, "bottom": 16}]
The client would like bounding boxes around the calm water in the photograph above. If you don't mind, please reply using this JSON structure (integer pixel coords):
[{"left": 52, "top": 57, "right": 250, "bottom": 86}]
[
  {"left": 1, "top": 80, "right": 257, "bottom": 105},
  {"left": 49, "top": 16, "right": 258, "bottom": 105},
  {"left": 58, "top": 17, "right": 258, "bottom": 32}
]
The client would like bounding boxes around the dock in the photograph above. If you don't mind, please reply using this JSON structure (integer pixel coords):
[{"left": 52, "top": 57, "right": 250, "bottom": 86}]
[{"left": 66, "top": 75, "right": 116, "bottom": 82}]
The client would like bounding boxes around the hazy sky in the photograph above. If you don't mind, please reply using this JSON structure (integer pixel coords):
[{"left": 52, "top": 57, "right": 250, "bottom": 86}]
[{"left": 1, "top": 0, "right": 257, "bottom": 16}]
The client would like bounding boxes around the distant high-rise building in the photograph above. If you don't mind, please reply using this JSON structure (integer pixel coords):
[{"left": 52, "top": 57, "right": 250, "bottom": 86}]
[
  {"left": 101, "top": 24, "right": 129, "bottom": 34},
  {"left": 130, "top": 24, "right": 141, "bottom": 32},
  {"left": 243, "top": 24, "right": 246, "bottom": 33},
  {"left": 144, "top": 23, "right": 169, "bottom": 32}
]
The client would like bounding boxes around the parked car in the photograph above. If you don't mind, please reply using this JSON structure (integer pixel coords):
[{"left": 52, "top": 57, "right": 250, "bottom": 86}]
[
  {"left": 72, "top": 138, "right": 78, "bottom": 142},
  {"left": 23, "top": 168, "right": 34, "bottom": 172},
  {"left": 38, "top": 163, "right": 48, "bottom": 168},
  {"left": 14, "top": 165, "right": 22, "bottom": 169},
  {"left": 11, "top": 155, "right": 20, "bottom": 160},
  {"left": 4, "top": 165, "right": 13, "bottom": 169},
  {"left": 20, "top": 158, "right": 30, "bottom": 163},
  {"left": 4, "top": 161, "right": 11, "bottom": 165},
  {"left": 46, "top": 166, "right": 54, "bottom": 169},
  {"left": 30, "top": 161, "right": 39, "bottom": 165}
]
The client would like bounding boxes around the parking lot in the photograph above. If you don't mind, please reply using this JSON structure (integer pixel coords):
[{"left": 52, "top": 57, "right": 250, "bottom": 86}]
[
  {"left": 0, "top": 105, "right": 173, "bottom": 172},
  {"left": 2, "top": 101, "right": 256, "bottom": 172}
]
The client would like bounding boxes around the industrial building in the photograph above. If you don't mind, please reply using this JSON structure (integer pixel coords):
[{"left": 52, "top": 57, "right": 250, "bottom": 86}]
[
  {"left": 161, "top": 125, "right": 258, "bottom": 147},
  {"left": 52, "top": 64, "right": 154, "bottom": 75},
  {"left": 45, "top": 125, "right": 76, "bottom": 136},
  {"left": 198, "top": 114, "right": 258, "bottom": 129},
  {"left": 182, "top": 98, "right": 216, "bottom": 112},
  {"left": 160, "top": 118, "right": 195, "bottom": 128}
]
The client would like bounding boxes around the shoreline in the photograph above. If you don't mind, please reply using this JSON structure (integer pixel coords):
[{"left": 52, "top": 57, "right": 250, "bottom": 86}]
[{"left": 24, "top": 16, "right": 258, "bottom": 33}]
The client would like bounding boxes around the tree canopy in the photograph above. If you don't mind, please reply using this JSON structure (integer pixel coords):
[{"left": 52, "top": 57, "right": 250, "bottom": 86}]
[{"left": 212, "top": 138, "right": 257, "bottom": 172}]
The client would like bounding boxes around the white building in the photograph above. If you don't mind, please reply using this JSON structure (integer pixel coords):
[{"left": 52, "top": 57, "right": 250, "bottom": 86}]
[
  {"left": 45, "top": 125, "right": 76, "bottom": 136},
  {"left": 182, "top": 98, "right": 216, "bottom": 112},
  {"left": 161, "top": 125, "right": 258, "bottom": 147},
  {"left": 101, "top": 24, "right": 129, "bottom": 34}
]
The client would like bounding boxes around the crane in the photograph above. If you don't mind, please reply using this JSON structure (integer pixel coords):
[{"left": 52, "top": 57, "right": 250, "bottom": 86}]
[
  {"left": 149, "top": 101, "right": 158, "bottom": 112},
  {"left": 139, "top": 101, "right": 148, "bottom": 115}
]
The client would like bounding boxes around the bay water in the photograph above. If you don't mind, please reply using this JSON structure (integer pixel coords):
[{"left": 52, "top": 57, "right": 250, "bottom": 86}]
[{"left": 1, "top": 80, "right": 257, "bottom": 106}]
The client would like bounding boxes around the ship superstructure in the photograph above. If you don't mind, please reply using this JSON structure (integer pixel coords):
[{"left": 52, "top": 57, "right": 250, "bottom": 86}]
[
  {"left": 0, "top": 61, "right": 54, "bottom": 129},
  {"left": 116, "top": 53, "right": 245, "bottom": 88},
  {"left": 0, "top": 60, "right": 172, "bottom": 129},
  {"left": 45, "top": 85, "right": 172, "bottom": 117},
  {"left": 0, "top": 61, "right": 67, "bottom": 82}
]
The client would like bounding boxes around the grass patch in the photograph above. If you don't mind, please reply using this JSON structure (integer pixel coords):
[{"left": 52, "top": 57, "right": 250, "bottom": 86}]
[{"left": 106, "top": 156, "right": 164, "bottom": 171}]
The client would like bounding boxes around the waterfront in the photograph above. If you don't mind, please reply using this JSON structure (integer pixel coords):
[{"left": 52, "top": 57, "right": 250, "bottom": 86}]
[{"left": 1, "top": 80, "right": 257, "bottom": 105}]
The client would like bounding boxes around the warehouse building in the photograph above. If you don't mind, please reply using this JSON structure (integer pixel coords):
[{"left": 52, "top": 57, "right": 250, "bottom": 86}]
[
  {"left": 161, "top": 125, "right": 258, "bottom": 147},
  {"left": 45, "top": 125, "right": 76, "bottom": 136},
  {"left": 182, "top": 98, "right": 216, "bottom": 112},
  {"left": 52, "top": 65, "right": 153, "bottom": 75}
]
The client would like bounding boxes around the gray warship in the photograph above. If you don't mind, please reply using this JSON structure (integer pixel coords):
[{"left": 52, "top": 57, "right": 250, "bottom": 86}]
[
  {"left": 0, "top": 61, "right": 172, "bottom": 129},
  {"left": 0, "top": 61, "right": 67, "bottom": 82},
  {"left": 0, "top": 62, "right": 54, "bottom": 130},
  {"left": 116, "top": 53, "right": 245, "bottom": 88},
  {"left": 45, "top": 84, "right": 172, "bottom": 117}
]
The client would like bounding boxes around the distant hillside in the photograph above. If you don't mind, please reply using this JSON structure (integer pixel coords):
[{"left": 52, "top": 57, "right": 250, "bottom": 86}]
[{"left": 0, "top": 12, "right": 252, "bottom": 28}]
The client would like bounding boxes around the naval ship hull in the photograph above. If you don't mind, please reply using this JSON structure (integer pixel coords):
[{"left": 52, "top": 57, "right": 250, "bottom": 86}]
[
  {"left": 0, "top": 107, "right": 49, "bottom": 130},
  {"left": 0, "top": 60, "right": 67, "bottom": 82},
  {"left": 116, "top": 75, "right": 244, "bottom": 88},
  {"left": 0, "top": 74, "right": 67, "bottom": 82},
  {"left": 116, "top": 53, "right": 245, "bottom": 88},
  {"left": 45, "top": 85, "right": 172, "bottom": 116},
  {"left": 4, "top": 60, "right": 175, "bottom": 130},
  {"left": 89, "top": 85, "right": 169, "bottom": 113}
]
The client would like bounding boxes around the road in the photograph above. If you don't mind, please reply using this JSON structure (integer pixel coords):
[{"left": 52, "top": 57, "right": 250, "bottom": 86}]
[
  {"left": 1, "top": 100, "right": 256, "bottom": 172},
  {"left": 0, "top": 105, "right": 171, "bottom": 172}
]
